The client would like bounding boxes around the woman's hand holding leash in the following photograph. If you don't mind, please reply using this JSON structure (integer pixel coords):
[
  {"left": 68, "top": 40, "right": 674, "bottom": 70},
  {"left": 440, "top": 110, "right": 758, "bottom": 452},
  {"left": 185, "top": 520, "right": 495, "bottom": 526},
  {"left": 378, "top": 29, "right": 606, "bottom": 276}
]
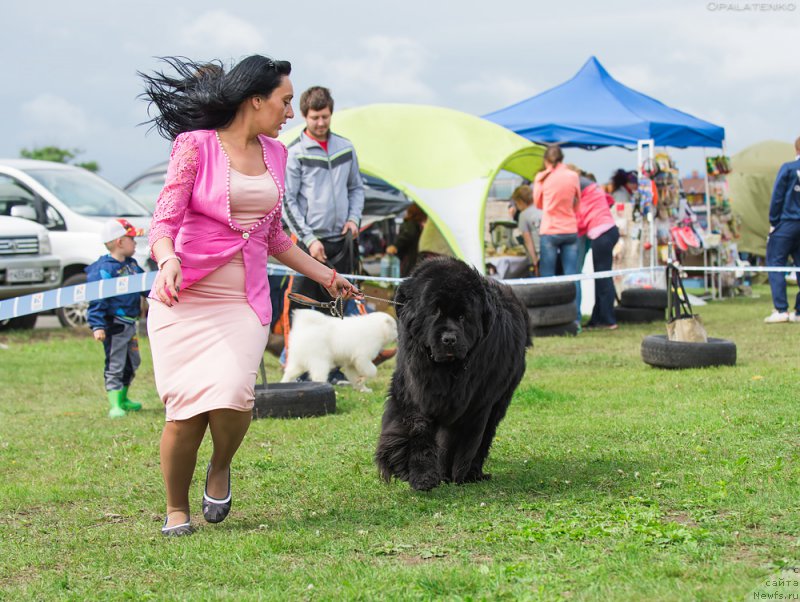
[{"left": 323, "top": 268, "right": 362, "bottom": 301}]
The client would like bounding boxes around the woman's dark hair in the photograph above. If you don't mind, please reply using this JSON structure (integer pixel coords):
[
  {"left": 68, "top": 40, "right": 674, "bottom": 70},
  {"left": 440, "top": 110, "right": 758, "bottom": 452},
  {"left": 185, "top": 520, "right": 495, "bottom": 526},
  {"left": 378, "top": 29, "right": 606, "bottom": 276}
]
[
  {"left": 543, "top": 145, "right": 564, "bottom": 166},
  {"left": 611, "top": 168, "right": 631, "bottom": 191},
  {"left": 139, "top": 55, "right": 291, "bottom": 140}
]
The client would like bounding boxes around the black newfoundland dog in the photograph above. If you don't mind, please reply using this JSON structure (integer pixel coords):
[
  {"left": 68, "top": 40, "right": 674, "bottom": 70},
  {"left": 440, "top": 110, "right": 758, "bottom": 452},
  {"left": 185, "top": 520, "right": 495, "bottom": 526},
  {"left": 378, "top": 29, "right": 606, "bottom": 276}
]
[{"left": 375, "top": 257, "right": 531, "bottom": 491}]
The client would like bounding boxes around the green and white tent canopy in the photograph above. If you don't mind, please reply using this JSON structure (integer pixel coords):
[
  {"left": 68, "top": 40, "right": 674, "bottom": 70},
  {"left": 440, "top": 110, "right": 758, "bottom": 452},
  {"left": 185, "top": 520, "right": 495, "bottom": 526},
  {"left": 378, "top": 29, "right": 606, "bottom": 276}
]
[
  {"left": 729, "top": 140, "right": 795, "bottom": 257},
  {"left": 280, "top": 104, "right": 544, "bottom": 272}
]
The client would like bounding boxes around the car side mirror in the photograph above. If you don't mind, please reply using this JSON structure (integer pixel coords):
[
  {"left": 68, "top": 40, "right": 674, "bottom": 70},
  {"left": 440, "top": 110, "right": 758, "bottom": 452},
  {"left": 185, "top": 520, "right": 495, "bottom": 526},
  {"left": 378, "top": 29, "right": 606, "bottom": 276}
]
[{"left": 10, "top": 205, "right": 37, "bottom": 221}]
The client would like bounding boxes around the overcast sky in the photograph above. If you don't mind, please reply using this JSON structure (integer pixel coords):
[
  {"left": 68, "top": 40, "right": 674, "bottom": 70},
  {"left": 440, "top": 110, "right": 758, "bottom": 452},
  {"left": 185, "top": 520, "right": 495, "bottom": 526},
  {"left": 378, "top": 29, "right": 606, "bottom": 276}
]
[{"left": 2, "top": 0, "right": 798, "bottom": 188}]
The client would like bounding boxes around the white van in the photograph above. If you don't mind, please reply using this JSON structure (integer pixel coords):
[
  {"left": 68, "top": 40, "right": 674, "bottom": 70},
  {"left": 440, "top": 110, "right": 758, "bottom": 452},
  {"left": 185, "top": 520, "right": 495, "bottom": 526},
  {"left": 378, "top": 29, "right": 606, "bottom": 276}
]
[
  {"left": 0, "top": 159, "right": 152, "bottom": 328},
  {"left": 0, "top": 215, "right": 61, "bottom": 330}
]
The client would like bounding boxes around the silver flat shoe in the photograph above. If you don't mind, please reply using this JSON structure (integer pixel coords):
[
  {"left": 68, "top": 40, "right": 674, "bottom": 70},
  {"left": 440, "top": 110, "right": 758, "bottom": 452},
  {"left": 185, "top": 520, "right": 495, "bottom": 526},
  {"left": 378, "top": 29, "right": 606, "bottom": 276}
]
[
  {"left": 161, "top": 515, "right": 194, "bottom": 537},
  {"left": 202, "top": 463, "right": 231, "bottom": 524}
]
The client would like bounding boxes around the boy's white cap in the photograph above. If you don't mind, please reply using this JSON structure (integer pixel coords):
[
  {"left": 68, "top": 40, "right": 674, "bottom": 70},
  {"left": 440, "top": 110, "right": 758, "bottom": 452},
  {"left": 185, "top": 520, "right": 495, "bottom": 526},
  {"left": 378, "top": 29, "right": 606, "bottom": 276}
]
[{"left": 101, "top": 218, "right": 142, "bottom": 243}]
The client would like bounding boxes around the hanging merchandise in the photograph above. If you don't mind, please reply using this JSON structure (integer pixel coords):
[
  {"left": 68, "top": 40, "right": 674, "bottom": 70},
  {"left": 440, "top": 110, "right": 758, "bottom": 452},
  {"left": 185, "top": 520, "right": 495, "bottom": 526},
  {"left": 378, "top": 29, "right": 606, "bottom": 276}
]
[{"left": 703, "top": 155, "right": 740, "bottom": 293}]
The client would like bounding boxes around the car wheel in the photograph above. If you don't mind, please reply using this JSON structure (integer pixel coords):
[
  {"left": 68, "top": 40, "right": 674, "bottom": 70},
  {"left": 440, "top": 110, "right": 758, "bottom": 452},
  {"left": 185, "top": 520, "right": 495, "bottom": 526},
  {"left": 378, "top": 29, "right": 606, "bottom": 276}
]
[
  {"left": 620, "top": 288, "right": 669, "bottom": 310},
  {"left": 252, "top": 382, "right": 336, "bottom": 419},
  {"left": 641, "top": 334, "right": 736, "bottom": 369},
  {"left": 0, "top": 314, "right": 38, "bottom": 331},
  {"left": 56, "top": 273, "right": 89, "bottom": 329},
  {"left": 512, "top": 281, "right": 576, "bottom": 307}
]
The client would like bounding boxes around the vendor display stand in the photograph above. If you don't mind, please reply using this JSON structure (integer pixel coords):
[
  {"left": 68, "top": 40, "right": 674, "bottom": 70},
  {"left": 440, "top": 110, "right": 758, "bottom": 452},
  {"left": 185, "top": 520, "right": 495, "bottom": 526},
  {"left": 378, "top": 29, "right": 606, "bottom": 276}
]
[{"left": 699, "top": 153, "right": 740, "bottom": 297}]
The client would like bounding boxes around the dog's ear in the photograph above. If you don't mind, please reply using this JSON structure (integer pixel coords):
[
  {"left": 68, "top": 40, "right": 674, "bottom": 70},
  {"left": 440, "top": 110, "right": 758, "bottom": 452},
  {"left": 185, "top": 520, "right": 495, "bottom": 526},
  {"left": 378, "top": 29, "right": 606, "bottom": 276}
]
[
  {"left": 393, "top": 280, "right": 412, "bottom": 320},
  {"left": 480, "top": 287, "right": 496, "bottom": 336}
]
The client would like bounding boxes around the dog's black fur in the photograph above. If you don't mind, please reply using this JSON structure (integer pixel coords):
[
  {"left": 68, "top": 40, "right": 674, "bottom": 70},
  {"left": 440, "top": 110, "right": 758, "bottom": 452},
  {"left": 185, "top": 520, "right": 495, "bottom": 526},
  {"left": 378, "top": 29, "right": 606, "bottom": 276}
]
[{"left": 375, "top": 257, "right": 531, "bottom": 491}]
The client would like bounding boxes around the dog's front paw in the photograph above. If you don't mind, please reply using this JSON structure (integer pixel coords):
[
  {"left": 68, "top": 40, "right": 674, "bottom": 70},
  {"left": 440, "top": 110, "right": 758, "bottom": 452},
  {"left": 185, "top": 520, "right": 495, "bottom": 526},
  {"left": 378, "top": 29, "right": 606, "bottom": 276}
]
[
  {"left": 461, "top": 469, "right": 492, "bottom": 484},
  {"left": 409, "top": 470, "right": 441, "bottom": 492}
]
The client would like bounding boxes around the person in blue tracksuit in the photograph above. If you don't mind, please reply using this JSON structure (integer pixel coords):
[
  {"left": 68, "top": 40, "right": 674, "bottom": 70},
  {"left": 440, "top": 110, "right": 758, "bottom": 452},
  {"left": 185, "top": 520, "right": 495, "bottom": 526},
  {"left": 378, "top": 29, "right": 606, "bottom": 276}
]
[
  {"left": 764, "top": 136, "right": 800, "bottom": 324},
  {"left": 86, "top": 219, "right": 145, "bottom": 417}
]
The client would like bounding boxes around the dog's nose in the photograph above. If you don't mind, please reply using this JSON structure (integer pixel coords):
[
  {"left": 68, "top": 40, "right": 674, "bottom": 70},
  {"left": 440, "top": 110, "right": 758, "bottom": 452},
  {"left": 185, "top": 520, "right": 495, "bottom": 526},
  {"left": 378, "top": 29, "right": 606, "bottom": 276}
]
[{"left": 441, "top": 332, "right": 457, "bottom": 346}]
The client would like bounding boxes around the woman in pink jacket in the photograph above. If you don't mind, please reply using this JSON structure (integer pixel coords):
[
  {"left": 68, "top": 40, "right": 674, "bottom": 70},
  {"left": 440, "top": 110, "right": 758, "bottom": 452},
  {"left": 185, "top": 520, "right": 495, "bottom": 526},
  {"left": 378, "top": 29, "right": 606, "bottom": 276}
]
[
  {"left": 574, "top": 172, "right": 620, "bottom": 329},
  {"left": 141, "top": 56, "right": 359, "bottom": 536}
]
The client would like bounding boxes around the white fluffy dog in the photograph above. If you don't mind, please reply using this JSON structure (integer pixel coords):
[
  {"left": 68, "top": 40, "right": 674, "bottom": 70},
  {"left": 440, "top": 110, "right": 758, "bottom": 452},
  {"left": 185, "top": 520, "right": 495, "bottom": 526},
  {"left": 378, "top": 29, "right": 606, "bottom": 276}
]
[{"left": 281, "top": 309, "right": 398, "bottom": 392}]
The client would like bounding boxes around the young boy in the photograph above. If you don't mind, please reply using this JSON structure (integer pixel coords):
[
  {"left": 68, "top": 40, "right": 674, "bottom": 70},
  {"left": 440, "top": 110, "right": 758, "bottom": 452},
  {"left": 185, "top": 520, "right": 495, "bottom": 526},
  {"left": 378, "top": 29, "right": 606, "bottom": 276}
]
[{"left": 86, "top": 218, "right": 145, "bottom": 418}]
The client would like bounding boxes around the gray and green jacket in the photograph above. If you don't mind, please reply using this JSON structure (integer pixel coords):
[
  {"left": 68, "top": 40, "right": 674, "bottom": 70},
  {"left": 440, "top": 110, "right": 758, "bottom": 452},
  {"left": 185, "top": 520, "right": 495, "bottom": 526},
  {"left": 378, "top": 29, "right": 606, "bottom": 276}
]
[{"left": 283, "top": 130, "right": 365, "bottom": 247}]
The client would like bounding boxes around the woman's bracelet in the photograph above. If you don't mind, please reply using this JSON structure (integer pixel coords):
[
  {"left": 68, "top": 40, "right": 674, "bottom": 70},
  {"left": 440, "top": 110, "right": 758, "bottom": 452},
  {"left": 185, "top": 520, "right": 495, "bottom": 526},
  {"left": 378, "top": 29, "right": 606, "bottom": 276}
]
[
  {"left": 157, "top": 254, "right": 182, "bottom": 270},
  {"left": 328, "top": 269, "right": 337, "bottom": 289}
]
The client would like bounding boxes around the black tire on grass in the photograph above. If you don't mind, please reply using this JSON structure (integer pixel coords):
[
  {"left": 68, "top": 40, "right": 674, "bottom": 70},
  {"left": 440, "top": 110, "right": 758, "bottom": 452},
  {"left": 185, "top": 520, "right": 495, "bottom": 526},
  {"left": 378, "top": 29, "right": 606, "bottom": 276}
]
[
  {"left": 532, "top": 321, "right": 579, "bottom": 337},
  {"left": 620, "top": 287, "right": 669, "bottom": 310},
  {"left": 512, "top": 281, "right": 576, "bottom": 308},
  {"left": 252, "top": 382, "right": 336, "bottom": 419},
  {"left": 527, "top": 302, "right": 577, "bottom": 327},
  {"left": 641, "top": 334, "right": 736, "bottom": 369},
  {"left": 614, "top": 306, "right": 664, "bottom": 324}
]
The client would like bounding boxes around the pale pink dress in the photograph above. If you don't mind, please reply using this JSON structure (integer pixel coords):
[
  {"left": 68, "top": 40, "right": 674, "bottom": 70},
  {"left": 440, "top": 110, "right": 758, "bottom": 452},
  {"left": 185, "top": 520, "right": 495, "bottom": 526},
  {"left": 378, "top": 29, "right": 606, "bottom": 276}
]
[{"left": 148, "top": 169, "right": 278, "bottom": 421}]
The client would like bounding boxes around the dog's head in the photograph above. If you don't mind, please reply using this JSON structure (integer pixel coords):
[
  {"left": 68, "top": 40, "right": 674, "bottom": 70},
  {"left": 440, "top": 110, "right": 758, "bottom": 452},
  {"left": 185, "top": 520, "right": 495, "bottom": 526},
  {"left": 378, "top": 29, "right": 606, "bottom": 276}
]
[
  {"left": 396, "top": 257, "right": 492, "bottom": 364},
  {"left": 375, "top": 311, "right": 399, "bottom": 346}
]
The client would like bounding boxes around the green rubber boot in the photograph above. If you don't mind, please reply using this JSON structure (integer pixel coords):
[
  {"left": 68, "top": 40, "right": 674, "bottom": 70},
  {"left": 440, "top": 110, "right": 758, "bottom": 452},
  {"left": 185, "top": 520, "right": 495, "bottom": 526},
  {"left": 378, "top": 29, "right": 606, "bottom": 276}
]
[
  {"left": 120, "top": 386, "right": 142, "bottom": 412},
  {"left": 108, "top": 390, "right": 127, "bottom": 418}
]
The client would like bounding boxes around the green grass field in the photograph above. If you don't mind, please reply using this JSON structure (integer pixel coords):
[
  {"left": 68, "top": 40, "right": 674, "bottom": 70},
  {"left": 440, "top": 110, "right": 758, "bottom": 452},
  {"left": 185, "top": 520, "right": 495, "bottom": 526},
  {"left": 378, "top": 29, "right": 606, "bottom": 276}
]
[{"left": 1, "top": 286, "right": 798, "bottom": 601}]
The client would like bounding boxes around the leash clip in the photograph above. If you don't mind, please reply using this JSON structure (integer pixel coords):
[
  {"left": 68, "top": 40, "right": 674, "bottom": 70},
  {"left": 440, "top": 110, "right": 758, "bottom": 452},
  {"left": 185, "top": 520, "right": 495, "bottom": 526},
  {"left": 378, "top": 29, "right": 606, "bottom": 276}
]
[{"left": 288, "top": 292, "right": 346, "bottom": 319}]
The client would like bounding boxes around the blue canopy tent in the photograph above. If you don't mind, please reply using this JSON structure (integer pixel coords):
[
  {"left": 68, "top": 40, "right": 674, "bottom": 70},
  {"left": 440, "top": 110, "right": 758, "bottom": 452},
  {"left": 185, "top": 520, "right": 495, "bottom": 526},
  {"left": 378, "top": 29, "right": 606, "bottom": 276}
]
[
  {"left": 483, "top": 56, "right": 724, "bottom": 149},
  {"left": 484, "top": 56, "right": 726, "bottom": 294}
]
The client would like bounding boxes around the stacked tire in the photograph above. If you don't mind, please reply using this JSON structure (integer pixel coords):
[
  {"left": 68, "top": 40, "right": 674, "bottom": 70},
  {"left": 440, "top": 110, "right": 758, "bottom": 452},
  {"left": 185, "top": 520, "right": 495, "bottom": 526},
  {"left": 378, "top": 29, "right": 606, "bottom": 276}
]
[
  {"left": 614, "top": 287, "right": 667, "bottom": 324},
  {"left": 512, "top": 282, "right": 578, "bottom": 337}
]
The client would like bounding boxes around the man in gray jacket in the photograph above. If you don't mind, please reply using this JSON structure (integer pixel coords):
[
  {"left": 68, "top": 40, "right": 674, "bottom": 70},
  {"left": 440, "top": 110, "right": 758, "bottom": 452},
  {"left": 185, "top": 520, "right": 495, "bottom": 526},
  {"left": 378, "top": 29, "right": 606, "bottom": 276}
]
[
  {"left": 284, "top": 86, "right": 364, "bottom": 269},
  {"left": 283, "top": 86, "right": 365, "bottom": 383}
]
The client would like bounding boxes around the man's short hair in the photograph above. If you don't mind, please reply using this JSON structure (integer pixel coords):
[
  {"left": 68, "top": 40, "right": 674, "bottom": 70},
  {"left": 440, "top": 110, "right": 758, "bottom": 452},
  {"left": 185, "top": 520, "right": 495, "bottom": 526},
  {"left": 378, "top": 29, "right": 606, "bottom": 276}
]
[
  {"left": 795, "top": 136, "right": 800, "bottom": 153},
  {"left": 300, "top": 86, "right": 334, "bottom": 117}
]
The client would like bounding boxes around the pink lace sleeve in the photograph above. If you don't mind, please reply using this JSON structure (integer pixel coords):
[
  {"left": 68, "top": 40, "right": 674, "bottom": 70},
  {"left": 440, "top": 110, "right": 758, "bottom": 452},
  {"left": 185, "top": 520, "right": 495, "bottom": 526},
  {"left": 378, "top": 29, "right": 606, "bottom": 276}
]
[
  {"left": 267, "top": 204, "right": 293, "bottom": 256},
  {"left": 148, "top": 132, "right": 199, "bottom": 256}
]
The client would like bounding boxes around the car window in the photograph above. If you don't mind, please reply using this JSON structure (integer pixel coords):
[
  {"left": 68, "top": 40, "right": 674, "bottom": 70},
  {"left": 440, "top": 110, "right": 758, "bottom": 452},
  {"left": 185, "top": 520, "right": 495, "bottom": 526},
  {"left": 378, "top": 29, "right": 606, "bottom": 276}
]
[
  {"left": 25, "top": 168, "right": 150, "bottom": 217},
  {"left": 43, "top": 202, "right": 66, "bottom": 231},
  {"left": 0, "top": 175, "right": 39, "bottom": 219},
  {"left": 125, "top": 173, "right": 165, "bottom": 212}
]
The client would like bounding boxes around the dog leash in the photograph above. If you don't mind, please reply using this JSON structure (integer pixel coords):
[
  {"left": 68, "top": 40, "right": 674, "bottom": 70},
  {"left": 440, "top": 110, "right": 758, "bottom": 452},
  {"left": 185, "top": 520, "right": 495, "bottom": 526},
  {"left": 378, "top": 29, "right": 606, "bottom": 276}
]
[{"left": 288, "top": 292, "right": 404, "bottom": 320}]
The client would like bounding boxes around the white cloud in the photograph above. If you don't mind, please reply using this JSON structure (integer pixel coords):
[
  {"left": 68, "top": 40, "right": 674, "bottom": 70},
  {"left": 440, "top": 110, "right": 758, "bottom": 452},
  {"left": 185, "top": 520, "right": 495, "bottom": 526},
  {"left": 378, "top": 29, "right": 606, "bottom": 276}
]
[
  {"left": 456, "top": 75, "right": 540, "bottom": 114},
  {"left": 178, "top": 10, "right": 267, "bottom": 58},
  {"left": 323, "top": 36, "right": 435, "bottom": 104},
  {"left": 20, "top": 94, "right": 92, "bottom": 143}
]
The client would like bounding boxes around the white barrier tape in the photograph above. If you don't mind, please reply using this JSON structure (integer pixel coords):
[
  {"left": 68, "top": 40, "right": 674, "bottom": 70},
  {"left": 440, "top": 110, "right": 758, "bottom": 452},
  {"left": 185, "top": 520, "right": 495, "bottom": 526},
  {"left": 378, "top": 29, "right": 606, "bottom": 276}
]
[
  {"left": 0, "top": 272, "right": 158, "bottom": 321},
  {"left": 2, "top": 263, "right": 797, "bottom": 321},
  {"left": 680, "top": 265, "right": 799, "bottom": 274}
]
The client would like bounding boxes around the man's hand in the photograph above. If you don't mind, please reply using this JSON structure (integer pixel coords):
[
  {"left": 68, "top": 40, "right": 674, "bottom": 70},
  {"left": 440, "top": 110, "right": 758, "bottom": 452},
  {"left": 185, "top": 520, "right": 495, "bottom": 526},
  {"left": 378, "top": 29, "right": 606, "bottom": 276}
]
[
  {"left": 93, "top": 329, "right": 106, "bottom": 342},
  {"left": 308, "top": 240, "right": 327, "bottom": 263},
  {"left": 341, "top": 220, "right": 359, "bottom": 237}
]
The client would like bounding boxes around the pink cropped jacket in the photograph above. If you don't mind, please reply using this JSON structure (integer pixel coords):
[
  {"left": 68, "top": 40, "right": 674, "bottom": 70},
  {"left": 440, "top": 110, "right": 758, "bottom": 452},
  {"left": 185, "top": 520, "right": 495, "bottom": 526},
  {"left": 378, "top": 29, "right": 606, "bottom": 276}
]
[{"left": 148, "top": 129, "right": 294, "bottom": 325}]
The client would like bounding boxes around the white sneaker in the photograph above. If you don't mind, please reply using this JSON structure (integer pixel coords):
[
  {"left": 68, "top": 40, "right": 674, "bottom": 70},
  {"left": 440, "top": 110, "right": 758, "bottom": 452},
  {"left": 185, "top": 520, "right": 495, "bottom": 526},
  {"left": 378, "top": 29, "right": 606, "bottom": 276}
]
[
  {"left": 790, "top": 313, "right": 800, "bottom": 323},
  {"left": 764, "top": 311, "right": 790, "bottom": 323}
]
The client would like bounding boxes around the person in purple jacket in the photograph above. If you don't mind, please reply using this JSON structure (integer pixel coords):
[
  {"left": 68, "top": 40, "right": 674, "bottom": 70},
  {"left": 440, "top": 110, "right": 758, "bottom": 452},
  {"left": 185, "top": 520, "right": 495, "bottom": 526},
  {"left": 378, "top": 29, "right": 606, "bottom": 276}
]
[{"left": 140, "top": 55, "right": 360, "bottom": 536}]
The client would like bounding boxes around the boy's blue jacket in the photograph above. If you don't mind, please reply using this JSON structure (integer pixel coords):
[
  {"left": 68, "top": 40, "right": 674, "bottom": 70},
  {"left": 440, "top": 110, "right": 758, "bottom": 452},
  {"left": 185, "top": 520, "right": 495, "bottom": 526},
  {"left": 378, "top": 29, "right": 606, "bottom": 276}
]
[{"left": 85, "top": 255, "right": 144, "bottom": 330}]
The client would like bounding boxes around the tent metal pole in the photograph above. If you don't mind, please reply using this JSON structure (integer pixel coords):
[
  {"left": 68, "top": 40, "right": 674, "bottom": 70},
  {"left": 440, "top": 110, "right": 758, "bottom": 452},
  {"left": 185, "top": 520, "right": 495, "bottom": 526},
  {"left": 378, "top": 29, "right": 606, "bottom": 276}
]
[{"left": 637, "top": 139, "right": 655, "bottom": 283}]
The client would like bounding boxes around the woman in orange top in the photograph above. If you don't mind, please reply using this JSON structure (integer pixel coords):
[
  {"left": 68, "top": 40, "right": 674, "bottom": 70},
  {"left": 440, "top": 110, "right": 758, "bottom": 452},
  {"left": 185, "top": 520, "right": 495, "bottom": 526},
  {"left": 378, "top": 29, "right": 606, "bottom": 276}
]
[{"left": 533, "top": 146, "right": 581, "bottom": 285}]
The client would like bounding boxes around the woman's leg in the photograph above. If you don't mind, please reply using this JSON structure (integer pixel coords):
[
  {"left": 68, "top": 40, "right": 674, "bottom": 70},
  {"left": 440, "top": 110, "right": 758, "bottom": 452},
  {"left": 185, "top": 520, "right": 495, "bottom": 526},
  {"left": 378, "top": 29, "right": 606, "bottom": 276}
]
[
  {"left": 557, "top": 234, "right": 580, "bottom": 321},
  {"left": 205, "top": 409, "right": 252, "bottom": 499},
  {"left": 574, "top": 236, "right": 589, "bottom": 323},
  {"left": 591, "top": 226, "right": 620, "bottom": 325},
  {"left": 538, "top": 235, "right": 557, "bottom": 277},
  {"left": 160, "top": 413, "right": 209, "bottom": 526}
]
